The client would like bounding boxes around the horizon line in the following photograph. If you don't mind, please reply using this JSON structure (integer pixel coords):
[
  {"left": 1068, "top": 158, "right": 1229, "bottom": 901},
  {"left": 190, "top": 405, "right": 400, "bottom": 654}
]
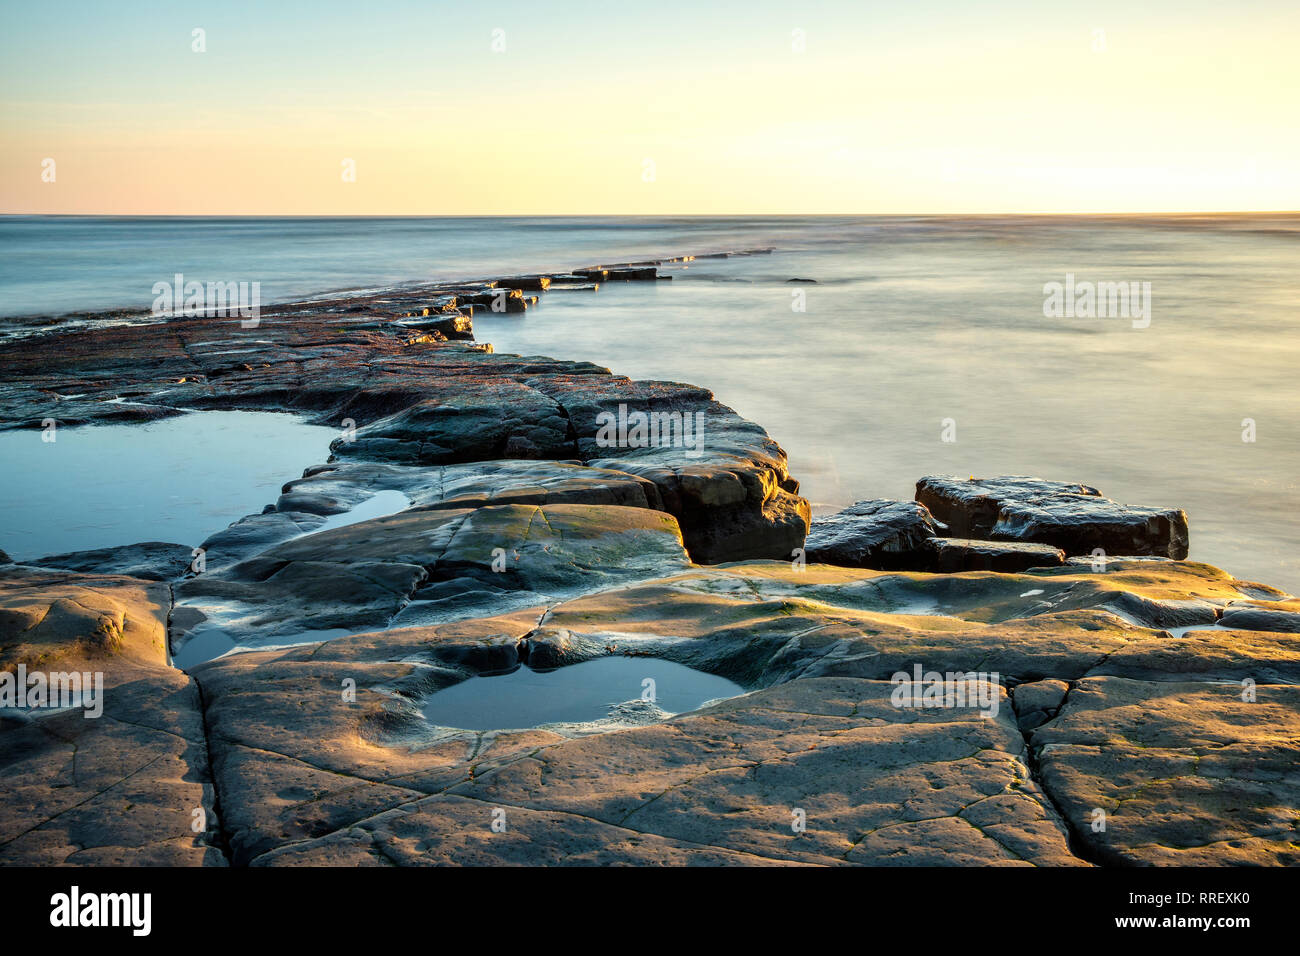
[{"left": 3, "top": 210, "right": 1299, "bottom": 220}]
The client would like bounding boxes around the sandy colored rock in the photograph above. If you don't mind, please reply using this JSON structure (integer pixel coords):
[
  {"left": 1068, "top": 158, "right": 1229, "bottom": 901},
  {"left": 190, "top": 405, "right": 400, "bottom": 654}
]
[
  {"left": 1031, "top": 677, "right": 1300, "bottom": 865},
  {"left": 0, "top": 567, "right": 222, "bottom": 865}
]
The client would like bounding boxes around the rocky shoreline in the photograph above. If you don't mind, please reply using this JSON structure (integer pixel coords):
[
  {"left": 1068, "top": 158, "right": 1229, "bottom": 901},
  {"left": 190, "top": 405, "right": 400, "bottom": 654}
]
[{"left": 1, "top": 260, "right": 1297, "bottom": 866}]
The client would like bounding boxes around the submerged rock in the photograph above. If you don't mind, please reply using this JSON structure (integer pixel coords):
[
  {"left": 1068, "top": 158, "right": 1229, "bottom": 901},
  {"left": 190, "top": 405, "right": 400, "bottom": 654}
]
[{"left": 916, "top": 475, "right": 1189, "bottom": 558}]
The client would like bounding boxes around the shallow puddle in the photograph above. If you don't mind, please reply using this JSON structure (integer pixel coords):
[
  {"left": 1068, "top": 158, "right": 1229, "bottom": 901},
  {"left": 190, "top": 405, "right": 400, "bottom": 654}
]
[
  {"left": 0, "top": 410, "right": 339, "bottom": 560},
  {"left": 170, "top": 622, "right": 354, "bottom": 670},
  {"left": 310, "top": 490, "right": 410, "bottom": 534},
  {"left": 421, "top": 656, "right": 745, "bottom": 731}
]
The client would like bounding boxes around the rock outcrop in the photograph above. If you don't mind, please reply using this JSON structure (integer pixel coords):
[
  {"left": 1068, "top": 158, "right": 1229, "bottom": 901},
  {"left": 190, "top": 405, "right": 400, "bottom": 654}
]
[
  {"left": 916, "top": 476, "right": 1190, "bottom": 559},
  {"left": 805, "top": 499, "right": 1064, "bottom": 572},
  {"left": 926, "top": 538, "right": 1066, "bottom": 573},
  {"left": 25, "top": 542, "right": 196, "bottom": 581},
  {"left": 804, "top": 499, "right": 942, "bottom": 569},
  {"left": 161, "top": 559, "right": 1300, "bottom": 866},
  {"left": 0, "top": 567, "right": 223, "bottom": 865}
]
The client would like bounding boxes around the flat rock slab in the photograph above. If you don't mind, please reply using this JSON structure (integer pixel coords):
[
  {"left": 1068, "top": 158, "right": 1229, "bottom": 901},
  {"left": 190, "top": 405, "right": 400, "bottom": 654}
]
[
  {"left": 0, "top": 567, "right": 222, "bottom": 865},
  {"left": 8, "top": 553, "right": 1299, "bottom": 866},
  {"left": 186, "top": 557, "right": 1300, "bottom": 866},
  {"left": 1032, "top": 677, "right": 1300, "bottom": 865},
  {"left": 330, "top": 381, "right": 576, "bottom": 464},
  {"left": 278, "top": 459, "right": 663, "bottom": 515},
  {"left": 527, "top": 561, "right": 1283, "bottom": 686},
  {"left": 926, "top": 538, "right": 1066, "bottom": 573},
  {"left": 23, "top": 541, "right": 196, "bottom": 582},
  {"left": 197, "top": 510, "right": 326, "bottom": 572},
  {"left": 193, "top": 639, "right": 1078, "bottom": 865},
  {"left": 916, "top": 475, "right": 1189, "bottom": 559},
  {"left": 171, "top": 503, "right": 690, "bottom": 661},
  {"left": 804, "top": 499, "right": 942, "bottom": 570}
]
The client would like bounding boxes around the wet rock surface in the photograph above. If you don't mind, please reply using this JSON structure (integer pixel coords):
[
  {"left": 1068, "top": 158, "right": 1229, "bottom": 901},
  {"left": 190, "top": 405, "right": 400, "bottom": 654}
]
[
  {"left": 917, "top": 475, "right": 1190, "bottom": 559},
  {"left": 805, "top": 500, "right": 1065, "bottom": 572},
  {"left": 804, "top": 499, "right": 942, "bottom": 569},
  {"left": 170, "top": 502, "right": 690, "bottom": 658},
  {"left": 24, "top": 541, "right": 195, "bottom": 581},
  {"left": 926, "top": 538, "right": 1066, "bottom": 573},
  {"left": 0, "top": 275, "right": 805, "bottom": 566}
]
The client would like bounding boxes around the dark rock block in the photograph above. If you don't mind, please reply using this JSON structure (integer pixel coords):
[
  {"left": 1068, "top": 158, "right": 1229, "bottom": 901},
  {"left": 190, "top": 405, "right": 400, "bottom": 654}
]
[
  {"left": 1219, "top": 605, "right": 1300, "bottom": 632},
  {"left": 925, "top": 537, "right": 1066, "bottom": 573},
  {"left": 547, "top": 274, "right": 600, "bottom": 290},
  {"left": 27, "top": 541, "right": 196, "bottom": 581},
  {"left": 534, "top": 375, "right": 810, "bottom": 563},
  {"left": 497, "top": 275, "right": 551, "bottom": 292},
  {"left": 394, "top": 313, "right": 473, "bottom": 340},
  {"left": 992, "top": 497, "right": 1190, "bottom": 560},
  {"left": 804, "top": 499, "right": 941, "bottom": 569},
  {"left": 576, "top": 266, "right": 658, "bottom": 281},
  {"left": 916, "top": 475, "right": 1188, "bottom": 559},
  {"left": 916, "top": 476, "right": 1101, "bottom": 538}
]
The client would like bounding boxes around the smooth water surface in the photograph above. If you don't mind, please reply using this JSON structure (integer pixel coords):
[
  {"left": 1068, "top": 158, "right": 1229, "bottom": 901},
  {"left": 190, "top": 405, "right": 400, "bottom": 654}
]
[
  {"left": 421, "top": 657, "right": 745, "bottom": 730},
  {"left": 0, "top": 411, "right": 339, "bottom": 560}
]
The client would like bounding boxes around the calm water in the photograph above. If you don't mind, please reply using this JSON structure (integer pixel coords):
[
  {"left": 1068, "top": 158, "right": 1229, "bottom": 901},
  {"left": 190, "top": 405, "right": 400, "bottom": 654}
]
[
  {"left": 0, "top": 412, "right": 339, "bottom": 560},
  {"left": 2, "top": 216, "right": 1297, "bottom": 593},
  {"left": 420, "top": 657, "right": 745, "bottom": 730}
]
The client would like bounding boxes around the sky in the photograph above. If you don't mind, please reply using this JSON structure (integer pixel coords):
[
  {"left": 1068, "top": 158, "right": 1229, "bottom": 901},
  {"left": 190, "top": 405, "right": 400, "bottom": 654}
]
[{"left": 2, "top": 0, "right": 1297, "bottom": 215}]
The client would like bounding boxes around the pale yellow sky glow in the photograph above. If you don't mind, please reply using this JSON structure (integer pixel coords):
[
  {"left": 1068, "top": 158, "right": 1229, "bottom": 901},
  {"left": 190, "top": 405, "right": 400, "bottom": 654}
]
[{"left": 3, "top": 2, "right": 1298, "bottom": 214}]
